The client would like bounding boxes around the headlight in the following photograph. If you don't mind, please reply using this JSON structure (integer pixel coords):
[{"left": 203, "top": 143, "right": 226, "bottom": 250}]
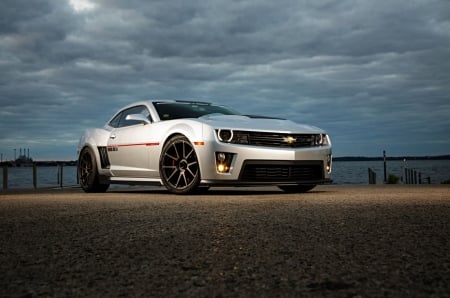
[
  {"left": 217, "top": 129, "right": 233, "bottom": 142},
  {"left": 322, "top": 134, "right": 330, "bottom": 146},
  {"left": 313, "top": 134, "right": 329, "bottom": 146}
]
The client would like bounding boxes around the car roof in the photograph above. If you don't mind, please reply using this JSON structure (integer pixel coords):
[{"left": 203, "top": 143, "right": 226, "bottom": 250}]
[
  {"left": 122, "top": 99, "right": 213, "bottom": 108},
  {"left": 112, "top": 100, "right": 216, "bottom": 121}
]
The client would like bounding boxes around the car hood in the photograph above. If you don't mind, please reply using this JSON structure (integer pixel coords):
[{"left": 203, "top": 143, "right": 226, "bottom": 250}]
[{"left": 197, "top": 114, "right": 325, "bottom": 134}]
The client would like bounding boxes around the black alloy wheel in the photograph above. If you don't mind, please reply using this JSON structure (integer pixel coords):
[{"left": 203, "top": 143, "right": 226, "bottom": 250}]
[
  {"left": 78, "top": 147, "right": 109, "bottom": 193},
  {"left": 160, "top": 135, "right": 200, "bottom": 194}
]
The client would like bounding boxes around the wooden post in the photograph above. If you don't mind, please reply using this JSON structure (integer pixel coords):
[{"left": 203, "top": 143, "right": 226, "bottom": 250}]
[
  {"left": 383, "top": 150, "right": 387, "bottom": 183},
  {"left": 2, "top": 165, "right": 7, "bottom": 190},
  {"left": 368, "top": 168, "right": 376, "bottom": 184},
  {"left": 58, "top": 164, "right": 63, "bottom": 188},
  {"left": 33, "top": 163, "right": 37, "bottom": 189},
  {"left": 56, "top": 164, "right": 61, "bottom": 185}
]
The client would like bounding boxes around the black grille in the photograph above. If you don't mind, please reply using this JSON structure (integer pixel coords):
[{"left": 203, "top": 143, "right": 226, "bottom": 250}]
[
  {"left": 233, "top": 131, "right": 316, "bottom": 148},
  {"left": 240, "top": 161, "right": 324, "bottom": 182}
]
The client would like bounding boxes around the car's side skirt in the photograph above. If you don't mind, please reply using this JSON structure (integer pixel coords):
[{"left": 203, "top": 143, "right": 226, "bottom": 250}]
[{"left": 99, "top": 176, "right": 163, "bottom": 186}]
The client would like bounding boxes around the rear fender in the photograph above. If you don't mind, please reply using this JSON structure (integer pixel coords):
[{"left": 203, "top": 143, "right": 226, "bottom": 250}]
[{"left": 77, "top": 128, "right": 111, "bottom": 176}]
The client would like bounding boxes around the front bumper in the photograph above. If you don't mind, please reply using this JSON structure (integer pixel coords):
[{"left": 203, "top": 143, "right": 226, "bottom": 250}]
[{"left": 197, "top": 140, "right": 332, "bottom": 185}]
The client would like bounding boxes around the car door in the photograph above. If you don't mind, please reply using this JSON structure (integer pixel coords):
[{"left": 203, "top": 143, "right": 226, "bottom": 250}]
[{"left": 107, "top": 105, "right": 155, "bottom": 178}]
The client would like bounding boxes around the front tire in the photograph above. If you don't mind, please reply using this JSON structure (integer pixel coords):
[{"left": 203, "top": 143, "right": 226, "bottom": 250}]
[
  {"left": 160, "top": 135, "right": 200, "bottom": 194},
  {"left": 278, "top": 184, "right": 316, "bottom": 193},
  {"left": 78, "top": 147, "right": 109, "bottom": 193}
]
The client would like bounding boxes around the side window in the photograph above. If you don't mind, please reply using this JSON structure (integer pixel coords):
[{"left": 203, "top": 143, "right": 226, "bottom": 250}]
[
  {"left": 118, "top": 105, "right": 152, "bottom": 128},
  {"left": 109, "top": 112, "right": 122, "bottom": 128}
]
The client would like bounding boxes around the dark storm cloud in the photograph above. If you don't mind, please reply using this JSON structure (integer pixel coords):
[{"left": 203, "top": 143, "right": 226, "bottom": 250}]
[{"left": 0, "top": 0, "right": 449, "bottom": 159}]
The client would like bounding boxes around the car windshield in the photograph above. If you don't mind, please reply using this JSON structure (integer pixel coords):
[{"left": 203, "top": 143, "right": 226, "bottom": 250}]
[{"left": 154, "top": 101, "right": 239, "bottom": 121}]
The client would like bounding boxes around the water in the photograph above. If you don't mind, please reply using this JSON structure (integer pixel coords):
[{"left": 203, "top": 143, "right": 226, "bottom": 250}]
[
  {"left": 1, "top": 166, "right": 79, "bottom": 189},
  {"left": 332, "top": 160, "right": 450, "bottom": 184},
  {"left": 1, "top": 160, "right": 450, "bottom": 189}
]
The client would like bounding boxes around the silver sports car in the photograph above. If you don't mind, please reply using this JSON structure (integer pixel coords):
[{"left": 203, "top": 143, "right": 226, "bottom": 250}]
[{"left": 77, "top": 100, "right": 332, "bottom": 194}]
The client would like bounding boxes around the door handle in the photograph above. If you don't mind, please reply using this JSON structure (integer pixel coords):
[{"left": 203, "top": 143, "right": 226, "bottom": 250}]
[{"left": 110, "top": 134, "right": 116, "bottom": 139}]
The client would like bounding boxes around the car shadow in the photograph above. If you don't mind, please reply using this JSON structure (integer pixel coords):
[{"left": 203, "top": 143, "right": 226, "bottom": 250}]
[{"left": 109, "top": 186, "right": 329, "bottom": 196}]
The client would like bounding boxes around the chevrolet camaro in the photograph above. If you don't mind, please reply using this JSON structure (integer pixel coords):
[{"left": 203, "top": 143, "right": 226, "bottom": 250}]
[{"left": 77, "top": 100, "right": 332, "bottom": 194}]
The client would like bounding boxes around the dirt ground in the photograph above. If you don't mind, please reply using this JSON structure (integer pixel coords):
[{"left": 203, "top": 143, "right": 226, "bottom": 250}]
[{"left": 0, "top": 185, "right": 449, "bottom": 297}]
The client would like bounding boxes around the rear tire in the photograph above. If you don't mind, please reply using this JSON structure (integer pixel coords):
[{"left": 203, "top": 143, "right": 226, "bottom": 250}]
[
  {"left": 78, "top": 147, "right": 109, "bottom": 193},
  {"left": 160, "top": 135, "right": 200, "bottom": 194},
  {"left": 278, "top": 185, "right": 316, "bottom": 193}
]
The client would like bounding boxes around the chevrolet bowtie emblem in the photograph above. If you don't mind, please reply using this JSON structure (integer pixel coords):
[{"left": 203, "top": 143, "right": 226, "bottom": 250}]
[{"left": 284, "top": 136, "right": 297, "bottom": 144}]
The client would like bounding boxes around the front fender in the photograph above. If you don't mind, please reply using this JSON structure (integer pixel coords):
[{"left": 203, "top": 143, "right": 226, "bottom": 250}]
[{"left": 160, "top": 121, "right": 204, "bottom": 146}]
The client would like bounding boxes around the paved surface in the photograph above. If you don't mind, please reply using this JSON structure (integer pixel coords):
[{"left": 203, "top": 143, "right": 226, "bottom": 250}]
[{"left": 0, "top": 185, "right": 449, "bottom": 297}]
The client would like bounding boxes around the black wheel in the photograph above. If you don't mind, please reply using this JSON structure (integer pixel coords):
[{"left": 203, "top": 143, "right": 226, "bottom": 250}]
[
  {"left": 78, "top": 147, "right": 109, "bottom": 193},
  {"left": 278, "top": 184, "right": 316, "bottom": 193},
  {"left": 160, "top": 135, "right": 200, "bottom": 194}
]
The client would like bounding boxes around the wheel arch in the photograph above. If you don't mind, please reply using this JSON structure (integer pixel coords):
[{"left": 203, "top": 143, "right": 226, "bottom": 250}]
[
  {"left": 78, "top": 143, "right": 102, "bottom": 173},
  {"left": 77, "top": 128, "right": 110, "bottom": 171},
  {"left": 161, "top": 132, "right": 185, "bottom": 149},
  {"left": 160, "top": 122, "right": 205, "bottom": 174},
  {"left": 78, "top": 142, "right": 110, "bottom": 193},
  {"left": 160, "top": 132, "right": 204, "bottom": 179}
]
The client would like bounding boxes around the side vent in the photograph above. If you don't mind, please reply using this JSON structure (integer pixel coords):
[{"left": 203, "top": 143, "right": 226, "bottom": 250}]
[{"left": 97, "top": 146, "right": 110, "bottom": 169}]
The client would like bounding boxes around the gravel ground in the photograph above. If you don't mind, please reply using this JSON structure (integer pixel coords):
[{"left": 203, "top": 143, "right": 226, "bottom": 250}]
[{"left": 0, "top": 185, "right": 449, "bottom": 297}]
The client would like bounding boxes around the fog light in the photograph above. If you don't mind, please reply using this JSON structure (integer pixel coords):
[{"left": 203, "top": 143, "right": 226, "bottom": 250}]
[
  {"left": 217, "top": 152, "right": 226, "bottom": 162},
  {"left": 326, "top": 154, "right": 332, "bottom": 173},
  {"left": 215, "top": 152, "right": 234, "bottom": 174},
  {"left": 217, "top": 164, "right": 227, "bottom": 173}
]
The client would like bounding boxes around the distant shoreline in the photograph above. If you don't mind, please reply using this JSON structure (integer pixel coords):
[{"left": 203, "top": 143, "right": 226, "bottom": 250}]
[
  {"left": 1, "top": 155, "right": 449, "bottom": 167},
  {"left": 0, "top": 160, "right": 77, "bottom": 167},
  {"left": 333, "top": 155, "right": 450, "bottom": 162}
]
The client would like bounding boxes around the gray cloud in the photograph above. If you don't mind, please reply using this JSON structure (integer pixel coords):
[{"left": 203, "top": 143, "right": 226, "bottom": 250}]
[{"left": 1, "top": 0, "right": 449, "bottom": 160}]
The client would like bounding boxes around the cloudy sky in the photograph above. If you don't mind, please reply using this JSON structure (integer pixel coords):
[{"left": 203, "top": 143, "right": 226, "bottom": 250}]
[{"left": 1, "top": 0, "right": 449, "bottom": 160}]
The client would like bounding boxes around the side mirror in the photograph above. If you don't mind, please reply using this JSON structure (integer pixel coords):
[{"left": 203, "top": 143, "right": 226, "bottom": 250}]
[{"left": 125, "top": 114, "right": 151, "bottom": 125}]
